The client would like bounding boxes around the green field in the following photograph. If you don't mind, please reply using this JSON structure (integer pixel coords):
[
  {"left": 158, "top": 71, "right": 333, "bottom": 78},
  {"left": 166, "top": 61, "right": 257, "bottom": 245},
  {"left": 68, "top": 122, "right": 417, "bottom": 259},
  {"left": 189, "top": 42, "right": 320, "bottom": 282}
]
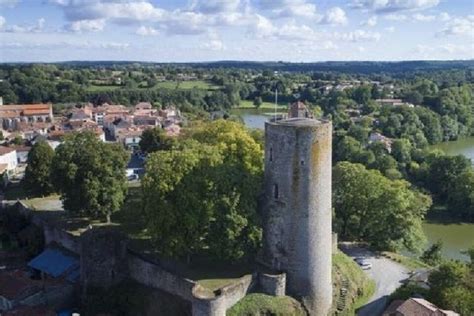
[
  {"left": 155, "top": 80, "right": 219, "bottom": 90},
  {"left": 86, "top": 80, "right": 219, "bottom": 92}
]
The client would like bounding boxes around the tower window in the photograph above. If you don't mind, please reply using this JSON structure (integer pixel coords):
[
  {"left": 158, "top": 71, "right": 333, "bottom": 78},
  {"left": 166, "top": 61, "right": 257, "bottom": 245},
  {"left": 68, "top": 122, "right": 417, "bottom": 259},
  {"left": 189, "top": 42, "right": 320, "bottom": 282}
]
[
  {"left": 273, "top": 184, "right": 279, "bottom": 199},
  {"left": 269, "top": 147, "right": 273, "bottom": 161}
]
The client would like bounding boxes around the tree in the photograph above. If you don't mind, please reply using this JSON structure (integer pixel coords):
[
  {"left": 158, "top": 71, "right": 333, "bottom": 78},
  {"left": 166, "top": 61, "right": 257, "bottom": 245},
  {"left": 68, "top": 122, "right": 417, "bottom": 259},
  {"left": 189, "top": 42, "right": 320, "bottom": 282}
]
[
  {"left": 24, "top": 141, "right": 55, "bottom": 196},
  {"left": 420, "top": 240, "right": 443, "bottom": 266},
  {"left": 391, "top": 138, "right": 412, "bottom": 164},
  {"left": 253, "top": 96, "right": 263, "bottom": 109},
  {"left": 333, "top": 162, "right": 431, "bottom": 251},
  {"left": 12, "top": 136, "right": 23, "bottom": 145},
  {"left": 51, "top": 132, "right": 128, "bottom": 223},
  {"left": 426, "top": 154, "right": 471, "bottom": 202},
  {"left": 139, "top": 127, "right": 176, "bottom": 153},
  {"left": 447, "top": 168, "right": 474, "bottom": 222},
  {"left": 428, "top": 261, "right": 474, "bottom": 314},
  {"left": 142, "top": 120, "right": 263, "bottom": 261}
]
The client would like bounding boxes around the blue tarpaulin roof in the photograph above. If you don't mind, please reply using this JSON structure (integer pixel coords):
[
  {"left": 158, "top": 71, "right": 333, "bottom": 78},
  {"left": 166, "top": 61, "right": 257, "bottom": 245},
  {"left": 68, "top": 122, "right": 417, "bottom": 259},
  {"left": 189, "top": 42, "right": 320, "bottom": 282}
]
[{"left": 28, "top": 247, "right": 79, "bottom": 282}]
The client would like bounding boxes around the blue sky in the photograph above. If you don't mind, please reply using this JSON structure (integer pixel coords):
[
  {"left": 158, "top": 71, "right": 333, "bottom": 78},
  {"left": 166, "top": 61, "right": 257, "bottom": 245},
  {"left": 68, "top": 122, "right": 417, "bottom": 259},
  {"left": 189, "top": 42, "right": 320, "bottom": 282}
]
[{"left": 0, "top": 0, "right": 473, "bottom": 62}]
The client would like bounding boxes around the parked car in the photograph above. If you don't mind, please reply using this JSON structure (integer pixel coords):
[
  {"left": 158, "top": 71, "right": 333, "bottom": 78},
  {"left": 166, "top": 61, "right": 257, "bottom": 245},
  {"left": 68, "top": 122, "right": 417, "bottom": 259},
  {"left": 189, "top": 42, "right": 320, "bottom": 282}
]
[{"left": 355, "top": 258, "right": 372, "bottom": 270}]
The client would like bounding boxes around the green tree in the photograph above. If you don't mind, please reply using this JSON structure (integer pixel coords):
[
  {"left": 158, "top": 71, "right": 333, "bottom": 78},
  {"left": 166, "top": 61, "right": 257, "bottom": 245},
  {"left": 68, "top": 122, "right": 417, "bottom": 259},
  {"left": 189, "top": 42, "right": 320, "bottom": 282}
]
[
  {"left": 447, "top": 169, "right": 474, "bottom": 221},
  {"left": 333, "top": 162, "right": 431, "bottom": 251},
  {"left": 391, "top": 138, "right": 412, "bottom": 164},
  {"left": 426, "top": 154, "right": 471, "bottom": 202},
  {"left": 51, "top": 132, "right": 128, "bottom": 222},
  {"left": 253, "top": 96, "right": 263, "bottom": 109},
  {"left": 420, "top": 240, "right": 443, "bottom": 266},
  {"left": 139, "top": 127, "right": 176, "bottom": 153},
  {"left": 24, "top": 141, "right": 55, "bottom": 196},
  {"left": 428, "top": 261, "right": 474, "bottom": 314},
  {"left": 142, "top": 120, "right": 263, "bottom": 261}
]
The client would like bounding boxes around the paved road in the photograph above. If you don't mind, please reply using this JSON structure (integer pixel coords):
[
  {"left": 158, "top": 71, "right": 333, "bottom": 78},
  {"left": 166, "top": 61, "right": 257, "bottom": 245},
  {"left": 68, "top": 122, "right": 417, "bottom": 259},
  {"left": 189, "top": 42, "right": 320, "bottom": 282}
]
[{"left": 340, "top": 244, "right": 410, "bottom": 316}]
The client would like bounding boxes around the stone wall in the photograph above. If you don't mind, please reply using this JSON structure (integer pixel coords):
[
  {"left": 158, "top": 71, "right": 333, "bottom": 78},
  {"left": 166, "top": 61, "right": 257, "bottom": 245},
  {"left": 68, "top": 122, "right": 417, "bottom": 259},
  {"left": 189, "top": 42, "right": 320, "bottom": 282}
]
[
  {"left": 128, "top": 252, "right": 196, "bottom": 302},
  {"left": 192, "top": 274, "right": 255, "bottom": 316},
  {"left": 5, "top": 202, "right": 289, "bottom": 315},
  {"left": 259, "top": 273, "right": 286, "bottom": 296},
  {"left": 15, "top": 201, "right": 80, "bottom": 253},
  {"left": 80, "top": 227, "right": 129, "bottom": 292}
]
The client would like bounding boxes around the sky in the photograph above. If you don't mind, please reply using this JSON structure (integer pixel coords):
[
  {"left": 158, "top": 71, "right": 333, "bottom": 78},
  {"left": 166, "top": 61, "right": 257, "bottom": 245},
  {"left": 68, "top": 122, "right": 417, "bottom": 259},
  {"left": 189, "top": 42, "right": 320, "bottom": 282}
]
[{"left": 0, "top": 0, "right": 473, "bottom": 62}]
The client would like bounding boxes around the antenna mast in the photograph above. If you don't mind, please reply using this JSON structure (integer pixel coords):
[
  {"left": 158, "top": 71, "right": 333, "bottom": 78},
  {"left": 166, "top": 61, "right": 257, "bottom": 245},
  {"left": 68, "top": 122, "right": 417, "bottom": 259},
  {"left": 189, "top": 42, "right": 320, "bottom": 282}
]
[{"left": 274, "top": 88, "right": 278, "bottom": 121}]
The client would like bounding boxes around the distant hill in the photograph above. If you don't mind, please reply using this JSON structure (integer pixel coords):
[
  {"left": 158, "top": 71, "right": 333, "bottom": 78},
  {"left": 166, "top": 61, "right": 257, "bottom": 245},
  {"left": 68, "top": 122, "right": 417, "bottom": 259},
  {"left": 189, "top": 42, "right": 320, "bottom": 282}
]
[{"left": 4, "top": 60, "right": 473, "bottom": 74}]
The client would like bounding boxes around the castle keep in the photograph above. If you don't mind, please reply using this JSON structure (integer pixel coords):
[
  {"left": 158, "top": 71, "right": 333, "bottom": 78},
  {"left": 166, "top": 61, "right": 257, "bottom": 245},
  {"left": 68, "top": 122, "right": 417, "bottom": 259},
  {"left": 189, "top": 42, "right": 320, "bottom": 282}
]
[{"left": 263, "top": 117, "right": 333, "bottom": 316}]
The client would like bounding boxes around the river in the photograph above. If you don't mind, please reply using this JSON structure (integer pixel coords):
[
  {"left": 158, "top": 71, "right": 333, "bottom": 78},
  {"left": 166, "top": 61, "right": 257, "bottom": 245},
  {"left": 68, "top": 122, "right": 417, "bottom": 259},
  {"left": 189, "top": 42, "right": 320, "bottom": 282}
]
[
  {"left": 231, "top": 108, "right": 283, "bottom": 129},
  {"left": 426, "top": 136, "right": 474, "bottom": 261},
  {"left": 234, "top": 109, "right": 474, "bottom": 262}
]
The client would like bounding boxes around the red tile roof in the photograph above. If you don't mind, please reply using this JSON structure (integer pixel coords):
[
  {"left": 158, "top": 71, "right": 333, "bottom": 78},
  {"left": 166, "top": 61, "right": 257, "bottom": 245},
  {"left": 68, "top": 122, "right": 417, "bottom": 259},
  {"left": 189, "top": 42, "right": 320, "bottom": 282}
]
[
  {"left": 0, "top": 146, "right": 16, "bottom": 155},
  {"left": 0, "top": 271, "right": 39, "bottom": 300}
]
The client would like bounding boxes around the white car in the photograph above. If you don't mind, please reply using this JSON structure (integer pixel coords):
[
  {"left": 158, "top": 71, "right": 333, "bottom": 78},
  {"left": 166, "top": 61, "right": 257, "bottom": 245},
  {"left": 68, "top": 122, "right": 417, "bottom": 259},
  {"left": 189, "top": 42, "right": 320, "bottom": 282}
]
[{"left": 355, "top": 258, "right": 373, "bottom": 270}]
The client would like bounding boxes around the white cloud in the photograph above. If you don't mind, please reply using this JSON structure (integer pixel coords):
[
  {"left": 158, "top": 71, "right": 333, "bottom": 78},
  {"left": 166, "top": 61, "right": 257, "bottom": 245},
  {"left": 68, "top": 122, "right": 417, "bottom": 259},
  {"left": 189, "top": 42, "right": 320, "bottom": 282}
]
[
  {"left": 0, "top": 16, "right": 5, "bottom": 29},
  {"left": 0, "top": 40, "right": 130, "bottom": 50},
  {"left": 162, "top": 11, "right": 208, "bottom": 35},
  {"left": 136, "top": 25, "right": 159, "bottom": 36},
  {"left": 415, "top": 43, "right": 474, "bottom": 59},
  {"left": 2, "top": 18, "right": 46, "bottom": 33},
  {"left": 361, "top": 16, "right": 377, "bottom": 27},
  {"left": 385, "top": 14, "right": 407, "bottom": 21},
  {"left": 385, "top": 26, "right": 395, "bottom": 32},
  {"left": 52, "top": 0, "right": 165, "bottom": 25},
  {"left": 321, "top": 7, "right": 348, "bottom": 25},
  {"left": 351, "top": 0, "right": 439, "bottom": 13},
  {"left": 439, "top": 12, "right": 450, "bottom": 22},
  {"left": 201, "top": 39, "right": 225, "bottom": 51},
  {"left": 252, "top": 14, "right": 276, "bottom": 38},
  {"left": 438, "top": 16, "right": 474, "bottom": 37},
  {"left": 412, "top": 13, "right": 435, "bottom": 21},
  {"left": 259, "top": 0, "right": 318, "bottom": 19},
  {"left": 335, "top": 30, "right": 381, "bottom": 42},
  {"left": 191, "top": 0, "right": 242, "bottom": 14},
  {"left": 67, "top": 19, "right": 106, "bottom": 32}
]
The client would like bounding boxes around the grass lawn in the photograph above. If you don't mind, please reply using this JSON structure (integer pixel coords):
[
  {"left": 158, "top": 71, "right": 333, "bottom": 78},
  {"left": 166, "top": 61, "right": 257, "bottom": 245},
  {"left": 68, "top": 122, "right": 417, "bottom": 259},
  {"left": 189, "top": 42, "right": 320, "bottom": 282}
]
[
  {"left": 237, "top": 100, "right": 288, "bottom": 110},
  {"left": 380, "top": 251, "right": 431, "bottom": 271},
  {"left": 228, "top": 294, "right": 305, "bottom": 316},
  {"left": 21, "top": 194, "right": 62, "bottom": 211}
]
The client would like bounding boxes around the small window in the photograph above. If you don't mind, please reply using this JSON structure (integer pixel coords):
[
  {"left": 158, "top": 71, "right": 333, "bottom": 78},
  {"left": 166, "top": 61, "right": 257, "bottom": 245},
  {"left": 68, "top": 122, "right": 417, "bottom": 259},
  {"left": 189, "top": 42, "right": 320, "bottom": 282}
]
[
  {"left": 300, "top": 160, "right": 305, "bottom": 166},
  {"left": 269, "top": 147, "right": 273, "bottom": 162},
  {"left": 273, "top": 184, "right": 279, "bottom": 199}
]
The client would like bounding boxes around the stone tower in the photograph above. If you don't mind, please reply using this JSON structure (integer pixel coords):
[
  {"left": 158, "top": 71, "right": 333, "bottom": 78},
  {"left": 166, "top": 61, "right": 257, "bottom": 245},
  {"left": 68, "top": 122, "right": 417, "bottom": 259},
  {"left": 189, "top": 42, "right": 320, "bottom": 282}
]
[{"left": 263, "top": 117, "right": 332, "bottom": 316}]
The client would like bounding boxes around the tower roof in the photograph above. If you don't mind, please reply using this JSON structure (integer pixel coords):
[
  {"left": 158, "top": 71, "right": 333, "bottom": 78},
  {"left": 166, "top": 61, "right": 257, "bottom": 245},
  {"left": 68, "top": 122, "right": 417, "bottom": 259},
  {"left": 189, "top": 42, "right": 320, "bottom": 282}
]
[{"left": 267, "top": 117, "right": 329, "bottom": 127}]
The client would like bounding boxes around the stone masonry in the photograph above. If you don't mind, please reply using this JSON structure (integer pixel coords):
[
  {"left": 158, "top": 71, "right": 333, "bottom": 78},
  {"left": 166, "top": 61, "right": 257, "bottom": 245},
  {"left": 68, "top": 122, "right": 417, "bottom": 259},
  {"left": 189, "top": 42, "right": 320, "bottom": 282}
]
[{"left": 262, "top": 118, "right": 333, "bottom": 316}]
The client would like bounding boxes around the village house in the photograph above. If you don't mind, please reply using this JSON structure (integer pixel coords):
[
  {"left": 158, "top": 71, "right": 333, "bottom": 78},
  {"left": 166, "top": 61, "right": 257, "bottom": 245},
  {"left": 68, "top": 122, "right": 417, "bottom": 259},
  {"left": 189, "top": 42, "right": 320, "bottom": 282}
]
[
  {"left": 369, "top": 132, "right": 393, "bottom": 153},
  {"left": 376, "top": 98, "right": 414, "bottom": 108},
  {"left": 383, "top": 298, "right": 459, "bottom": 316},
  {"left": 0, "top": 271, "right": 41, "bottom": 311},
  {"left": 288, "top": 101, "right": 313, "bottom": 119},
  {"left": 0, "top": 146, "right": 18, "bottom": 185},
  {"left": 0, "top": 104, "right": 53, "bottom": 131}
]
